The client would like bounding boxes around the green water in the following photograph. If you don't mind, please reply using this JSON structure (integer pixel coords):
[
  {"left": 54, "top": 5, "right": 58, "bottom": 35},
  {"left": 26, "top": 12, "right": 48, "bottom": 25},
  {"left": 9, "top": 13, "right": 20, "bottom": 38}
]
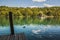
[{"left": 0, "top": 16, "right": 60, "bottom": 26}]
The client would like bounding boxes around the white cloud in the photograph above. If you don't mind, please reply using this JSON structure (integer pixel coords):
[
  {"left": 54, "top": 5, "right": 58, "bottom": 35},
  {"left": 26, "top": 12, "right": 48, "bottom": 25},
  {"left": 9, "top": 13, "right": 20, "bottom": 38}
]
[
  {"left": 28, "top": 6, "right": 39, "bottom": 8},
  {"left": 32, "top": 0, "right": 46, "bottom": 2},
  {"left": 43, "top": 3, "right": 54, "bottom": 7}
]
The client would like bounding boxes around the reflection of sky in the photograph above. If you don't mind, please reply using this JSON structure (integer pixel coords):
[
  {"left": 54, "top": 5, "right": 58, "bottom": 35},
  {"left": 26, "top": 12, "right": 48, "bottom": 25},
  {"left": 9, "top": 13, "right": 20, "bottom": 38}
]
[
  {"left": 14, "top": 24, "right": 60, "bottom": 35},
  {"left": 0, "top": 26, "right": 10, "bottom": 35},
  {"left": 0, "top": 24, "right": 60, "bottom": 39}
]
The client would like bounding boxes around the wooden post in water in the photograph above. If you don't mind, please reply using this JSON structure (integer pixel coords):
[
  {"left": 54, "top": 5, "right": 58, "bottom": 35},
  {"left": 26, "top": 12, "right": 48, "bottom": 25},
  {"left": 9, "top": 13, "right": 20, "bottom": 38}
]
[{"left": 9, "top": 12, "right": 14, "bottom": 35}]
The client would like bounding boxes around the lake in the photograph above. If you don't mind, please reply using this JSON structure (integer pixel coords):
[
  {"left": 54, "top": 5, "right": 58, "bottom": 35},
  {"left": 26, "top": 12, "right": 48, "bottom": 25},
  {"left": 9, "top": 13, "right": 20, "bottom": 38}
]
[{"left": 0, "top": 16, "right": 60, "bottom": 40}]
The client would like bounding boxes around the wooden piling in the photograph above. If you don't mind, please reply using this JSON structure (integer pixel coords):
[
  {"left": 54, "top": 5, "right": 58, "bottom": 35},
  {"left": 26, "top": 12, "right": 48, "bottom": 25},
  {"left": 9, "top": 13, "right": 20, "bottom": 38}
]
[{"left": 9, "top": 12, "right": 14, "bottom": 35}]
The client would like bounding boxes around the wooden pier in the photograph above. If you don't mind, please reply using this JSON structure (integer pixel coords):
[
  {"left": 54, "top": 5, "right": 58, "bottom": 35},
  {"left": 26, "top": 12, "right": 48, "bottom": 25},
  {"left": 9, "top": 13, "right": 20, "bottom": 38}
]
[
  {"left": 0, "top": 12, "right": 27, "bottom": 40},
  {"left": 0, "top": 33, "right": 27, "bottom": 40}
]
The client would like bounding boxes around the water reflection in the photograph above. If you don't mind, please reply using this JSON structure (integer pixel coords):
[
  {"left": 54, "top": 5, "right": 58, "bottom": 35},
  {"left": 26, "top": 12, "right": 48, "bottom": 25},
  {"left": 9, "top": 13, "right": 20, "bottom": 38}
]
[
  {"left": 0, "top": 16, "right": 60, "bottom": 26},
  {"left": 32, "top": 30, "right": 41, "bottom": 34},
  {"left": 13, "top": 17, "right": 60, "bottom": 25},
  {"left": 0, "top": 16, "right": 60, "bottom": 40},
  {"left": 0, "top": 26, "right": 11, "bottom": 35},
  {"left": 14, "top": 24, "right": 60, "bottom": 40}
]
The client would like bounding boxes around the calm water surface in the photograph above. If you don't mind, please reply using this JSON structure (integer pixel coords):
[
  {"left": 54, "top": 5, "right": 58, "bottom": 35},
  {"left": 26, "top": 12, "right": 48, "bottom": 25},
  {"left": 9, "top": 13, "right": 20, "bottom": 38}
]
[{"left": 0, "top": 16, "right": 60, "bottom": 40}]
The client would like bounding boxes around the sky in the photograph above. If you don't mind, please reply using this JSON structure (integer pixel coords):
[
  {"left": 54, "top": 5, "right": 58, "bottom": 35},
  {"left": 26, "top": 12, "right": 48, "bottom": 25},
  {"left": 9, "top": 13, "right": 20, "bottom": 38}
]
[{"left": 0, "top": 0, "right": 60, "bottom": 7}]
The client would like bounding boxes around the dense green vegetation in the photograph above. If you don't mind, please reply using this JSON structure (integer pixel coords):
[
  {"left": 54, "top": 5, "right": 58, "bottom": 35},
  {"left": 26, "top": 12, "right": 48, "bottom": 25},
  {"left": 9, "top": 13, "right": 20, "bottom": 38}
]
[
  {"left": 0, "top": 6, "right": 60, "bottom": 17},
  {"left": 0, "top": 6, "right": 60, "bottom": 26}
]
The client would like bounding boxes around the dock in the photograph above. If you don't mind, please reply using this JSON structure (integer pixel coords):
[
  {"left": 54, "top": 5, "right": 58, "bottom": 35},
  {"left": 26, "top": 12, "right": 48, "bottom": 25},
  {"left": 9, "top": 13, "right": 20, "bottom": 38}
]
[
  {"left": 0, "top": 12, "right": 27, "bottom": 40},
  {"left": 0, "top": 33, "right": 27, "bottom": 40}
]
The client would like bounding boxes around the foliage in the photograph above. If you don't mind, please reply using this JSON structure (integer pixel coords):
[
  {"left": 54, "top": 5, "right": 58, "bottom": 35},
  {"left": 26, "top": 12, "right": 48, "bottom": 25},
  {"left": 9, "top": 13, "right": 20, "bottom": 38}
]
[{"left": 0, "top": 6, "right": 60, "bottom": 17}]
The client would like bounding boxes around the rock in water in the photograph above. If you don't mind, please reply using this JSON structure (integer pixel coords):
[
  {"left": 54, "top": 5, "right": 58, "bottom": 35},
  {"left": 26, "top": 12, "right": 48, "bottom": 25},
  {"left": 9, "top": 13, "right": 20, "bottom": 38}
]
[{"left": 23, "top": 26, "right": 25, "bottom": 28}]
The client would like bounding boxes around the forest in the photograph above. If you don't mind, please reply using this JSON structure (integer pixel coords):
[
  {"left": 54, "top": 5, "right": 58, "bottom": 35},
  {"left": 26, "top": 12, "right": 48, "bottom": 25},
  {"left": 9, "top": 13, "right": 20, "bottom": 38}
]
[{"left": 0, "top": 6, "right": 60, "bottom": 17}]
